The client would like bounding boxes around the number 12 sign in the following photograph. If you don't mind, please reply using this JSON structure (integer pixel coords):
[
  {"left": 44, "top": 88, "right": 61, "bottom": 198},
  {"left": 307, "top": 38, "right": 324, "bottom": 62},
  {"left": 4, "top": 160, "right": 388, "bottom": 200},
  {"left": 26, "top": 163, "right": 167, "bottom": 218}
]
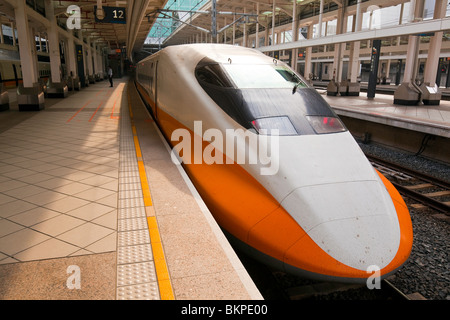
[{"left": 94, "top": 6, "right": 126, "bottom": 24}]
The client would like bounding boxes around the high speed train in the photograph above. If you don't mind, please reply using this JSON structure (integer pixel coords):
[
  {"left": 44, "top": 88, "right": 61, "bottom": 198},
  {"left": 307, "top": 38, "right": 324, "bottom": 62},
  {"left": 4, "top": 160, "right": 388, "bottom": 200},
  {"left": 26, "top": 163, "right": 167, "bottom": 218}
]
[
  {"left": 135, "top": 44, "right": 413, "bottom": 283},
  {"left": 0, "top": 58, "right": 51, "bottom": 88}
]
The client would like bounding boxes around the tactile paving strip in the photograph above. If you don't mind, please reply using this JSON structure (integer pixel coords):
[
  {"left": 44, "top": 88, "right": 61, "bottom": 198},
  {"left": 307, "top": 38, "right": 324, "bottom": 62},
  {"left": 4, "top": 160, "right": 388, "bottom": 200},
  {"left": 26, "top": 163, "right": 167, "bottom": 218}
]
[
  {"left": 117, "top": 229, "right": 150, "bottom": 247},
  {"left": 117, "top": 262, "right": 158, "bottom": 286},
  {"left": 117, "top": 244, "right": 153, "bottom": 265},
  {"left": 116, "top": 87, "right": 160, "bottom": 300},
  {"left": 116, "top": 282, "right": 160, "bottom": 300}
]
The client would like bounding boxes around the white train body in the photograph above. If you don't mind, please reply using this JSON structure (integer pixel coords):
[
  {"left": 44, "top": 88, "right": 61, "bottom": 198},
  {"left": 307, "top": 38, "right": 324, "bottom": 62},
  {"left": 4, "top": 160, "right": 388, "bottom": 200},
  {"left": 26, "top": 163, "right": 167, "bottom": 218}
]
[{"left": 136, "top": 44, "right": 413, "bottom": 283}]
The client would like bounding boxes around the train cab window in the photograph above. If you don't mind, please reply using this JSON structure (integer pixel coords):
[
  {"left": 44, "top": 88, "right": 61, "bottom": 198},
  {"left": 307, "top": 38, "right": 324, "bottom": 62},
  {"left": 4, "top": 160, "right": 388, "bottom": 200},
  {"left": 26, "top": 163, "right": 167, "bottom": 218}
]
[
  {"left": 222, "top": 64, "right": 307, "bottom": 89},
  {"left": 195, "top": 58, "right": 344, "bottom": 136},
  {"left": 195, "top": 63, "right": 234, "bottom": 88}
]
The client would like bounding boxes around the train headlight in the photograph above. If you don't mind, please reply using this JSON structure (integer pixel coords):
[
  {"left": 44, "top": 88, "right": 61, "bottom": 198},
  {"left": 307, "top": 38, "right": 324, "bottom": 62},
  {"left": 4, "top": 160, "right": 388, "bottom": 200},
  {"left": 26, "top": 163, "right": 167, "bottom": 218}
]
[
  {"left": 306, "top": 116, "right": 347, "bottom": 134},
  {"left": 251, "top": 116, "right": 297, "bottom": 135}
]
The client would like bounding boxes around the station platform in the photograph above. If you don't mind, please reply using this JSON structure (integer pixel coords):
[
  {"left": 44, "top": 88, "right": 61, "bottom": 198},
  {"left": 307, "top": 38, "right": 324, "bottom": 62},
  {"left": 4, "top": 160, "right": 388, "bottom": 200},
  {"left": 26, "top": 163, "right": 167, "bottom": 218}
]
[
  {"left": 0, "top": 78, "right": 262, "bottom": 300},
  {"left": 321, "top": 91, "right": 450, "bottom": 139},
  {"left": 319, "top": 89, "right": 450, "bottom": 164}
]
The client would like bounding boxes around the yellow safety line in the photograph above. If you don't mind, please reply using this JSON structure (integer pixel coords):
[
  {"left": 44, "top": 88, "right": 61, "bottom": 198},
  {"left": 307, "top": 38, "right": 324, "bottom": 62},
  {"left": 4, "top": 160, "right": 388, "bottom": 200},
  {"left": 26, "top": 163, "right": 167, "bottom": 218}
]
[
  {"left": 137, "top": 160, "right": 153, "bottom": 207},
  {"left": 147, "top": 216, "right": 175, "bottom": 300},
  {"left": 133, "top": 135, "right": 143, "bottom": 159},
  {"left": 127, "top": 83, "right": 174, "bottom": 300}
]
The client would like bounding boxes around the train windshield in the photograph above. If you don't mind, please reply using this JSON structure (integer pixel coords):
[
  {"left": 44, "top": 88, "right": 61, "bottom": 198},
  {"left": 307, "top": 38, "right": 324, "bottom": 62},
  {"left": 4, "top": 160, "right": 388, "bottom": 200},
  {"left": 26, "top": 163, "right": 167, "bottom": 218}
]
[
  {"left": 222, "top": 64, "right": 307, "bottom": 89},
  {"left": 195, "top": 59, "right": 346, "bottom": 136}
]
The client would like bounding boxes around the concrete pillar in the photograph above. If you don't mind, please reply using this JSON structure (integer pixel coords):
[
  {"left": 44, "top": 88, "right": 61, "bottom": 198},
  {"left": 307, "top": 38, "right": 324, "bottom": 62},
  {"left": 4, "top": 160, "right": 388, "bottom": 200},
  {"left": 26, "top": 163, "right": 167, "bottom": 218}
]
[
  {"left": 394, "top": 0, "right": 424, "bottom": 105},
  {"left": 98, "top": 49, "right": 104, "bottom": 79},
  {"left": 272, "top": 0, "right": 276, "bottom": 46},
  {"left": 224, "top": 18, "right": 227, "bottom": 44},
  {"left": 318, "top": 0, "right": 324, "bottom": 37},
  {"left": 66, "top": 35, "right": 77, "bottom": 77},
  {"left": 291, "top": 2, "right": 299, "bottom": 70},
  {"left": 328, "top": 5, "right": 345, "bottom": 96},
  {"left": 423, "top": 0, "right": 446, "bottom": 86},
  {"left": 420, "top": 0, "right": 446, "bottom": 104},
  {"left": 348, "top": 15, "right": 362, "bottom": 82},
  {"left": 264, "top": 24, "right": 269, "bottom": 46},
  {"left": 15, "top": 0, "right": 44, "bottom": 110},
  {"left": 347, "top": 0, "right": 362, "bottom": 83},
  {"left": 402, "top": 36, "right": 418, "bottom": 83},
  {"left": 29, "top": 27, "right": 40, "bottom": 83},
  {"left": 44, "top": 0, "right": 67, "bottom": 98},
  {"left": 344, "top": 3, "right": 363, "bottom": 97},
  {"left": 333, "top": 6, "right": 345, "bottom": 82},
  {"left": 304, "top": 26, "right": 313, "bottom": 81},
  {"left": 93, "top": 44, "right": 100, "bottom": 81},
  {"left": 15, "top": 0, "right": 38, "bottom": 88},
  {"left": 255, "top": 5, "right": 259, "bottom": 48},
  {"left": 65, "top": 33, "right": 80, "bottom": 91},
  {"left": 87, "top": 37, "right": 95, "bottom": 83},
  {"left": 232, "top": 16, "right": 236, "bottom": 45}
]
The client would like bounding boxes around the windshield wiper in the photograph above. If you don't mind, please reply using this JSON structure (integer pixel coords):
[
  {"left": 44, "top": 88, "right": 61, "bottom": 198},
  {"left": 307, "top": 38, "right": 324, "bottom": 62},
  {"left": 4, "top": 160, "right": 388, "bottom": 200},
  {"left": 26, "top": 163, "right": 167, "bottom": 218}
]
[{"left": 292, "top": 82, "right": 302, "bottom": 94}]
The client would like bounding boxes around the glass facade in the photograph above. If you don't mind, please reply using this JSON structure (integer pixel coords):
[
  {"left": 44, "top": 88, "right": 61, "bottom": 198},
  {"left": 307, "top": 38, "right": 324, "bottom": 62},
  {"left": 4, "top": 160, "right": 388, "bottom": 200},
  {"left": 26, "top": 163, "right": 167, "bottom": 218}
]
[{"left": 145, "top": 0, "right": 209, "bottom": 45}]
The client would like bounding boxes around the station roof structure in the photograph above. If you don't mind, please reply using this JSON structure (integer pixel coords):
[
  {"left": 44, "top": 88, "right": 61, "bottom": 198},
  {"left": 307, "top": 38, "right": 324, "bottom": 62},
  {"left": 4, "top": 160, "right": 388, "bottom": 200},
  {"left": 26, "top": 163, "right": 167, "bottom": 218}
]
[
  {"left": 2, "top": 0, "right": 449, "bottom": 61},
  {"left": 160, "top": 0, "right": 320, "bottom": 46},
  {"left": 0, "top": 0, "right": 169, "bottom": 59},
  {"left": 0, "top": 0, "right": 353, "bottom": 61}
]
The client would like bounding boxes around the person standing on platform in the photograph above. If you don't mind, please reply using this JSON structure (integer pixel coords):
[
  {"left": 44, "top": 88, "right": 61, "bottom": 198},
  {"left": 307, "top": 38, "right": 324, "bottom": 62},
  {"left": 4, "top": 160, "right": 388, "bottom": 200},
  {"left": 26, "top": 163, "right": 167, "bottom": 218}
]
[{"left": 108, "top": 66, "right": 113, "bottom": 87}]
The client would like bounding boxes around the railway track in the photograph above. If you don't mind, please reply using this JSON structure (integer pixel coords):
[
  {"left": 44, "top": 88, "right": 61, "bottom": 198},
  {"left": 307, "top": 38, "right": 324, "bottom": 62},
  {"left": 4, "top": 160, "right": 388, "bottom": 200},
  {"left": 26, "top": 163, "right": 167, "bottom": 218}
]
[
  {"left": 367, "top": 155, "right": 450, "bottom": 215},
  {"left": 281, "top": 276, "right": 416, "bottom": 300},
  {"left": 237, "top": 251, "right": 418, "bottom": 300}
]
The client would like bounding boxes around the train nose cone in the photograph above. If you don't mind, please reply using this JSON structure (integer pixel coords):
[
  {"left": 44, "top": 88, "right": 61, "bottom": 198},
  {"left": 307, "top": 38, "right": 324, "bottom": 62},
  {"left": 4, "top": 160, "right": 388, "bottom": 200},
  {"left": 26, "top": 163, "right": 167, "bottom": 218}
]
[{"left": 281, "top": 181, "right": 401, "bottom": 271}]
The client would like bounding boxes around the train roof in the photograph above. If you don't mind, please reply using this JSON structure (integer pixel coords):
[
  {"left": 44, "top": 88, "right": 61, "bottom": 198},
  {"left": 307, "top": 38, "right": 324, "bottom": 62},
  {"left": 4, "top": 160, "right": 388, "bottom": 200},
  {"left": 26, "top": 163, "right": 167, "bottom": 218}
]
[{"left": 139, "top": 44, "right": 270, "bottom": 66}]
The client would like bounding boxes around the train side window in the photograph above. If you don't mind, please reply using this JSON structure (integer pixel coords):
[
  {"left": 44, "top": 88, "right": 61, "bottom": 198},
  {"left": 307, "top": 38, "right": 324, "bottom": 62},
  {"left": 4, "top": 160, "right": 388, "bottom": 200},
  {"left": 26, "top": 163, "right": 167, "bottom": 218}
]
[{"left": 195, "top": 64, "right": 234, "bottom": 88}]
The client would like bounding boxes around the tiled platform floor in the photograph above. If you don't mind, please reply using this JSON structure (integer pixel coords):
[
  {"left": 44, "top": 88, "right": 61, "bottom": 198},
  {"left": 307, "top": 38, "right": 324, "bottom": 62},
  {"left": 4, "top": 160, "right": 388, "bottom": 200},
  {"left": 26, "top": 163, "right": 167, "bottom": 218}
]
[
  {"left": 0, "top": 84, "right": 121, "bottom": 263},
  {"left": 0, "top": 80, "right": 125, "bottom": 299},
  {"left": 0, "top": 78, "right": 261, "bottom": 300}
]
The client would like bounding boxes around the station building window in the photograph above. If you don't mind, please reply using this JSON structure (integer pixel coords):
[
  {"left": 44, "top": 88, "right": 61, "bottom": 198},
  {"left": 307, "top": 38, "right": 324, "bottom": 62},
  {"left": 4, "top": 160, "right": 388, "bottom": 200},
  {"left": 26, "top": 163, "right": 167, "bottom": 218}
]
[{"left": 1, "top": 24, "right": 18, "bottom": 46}]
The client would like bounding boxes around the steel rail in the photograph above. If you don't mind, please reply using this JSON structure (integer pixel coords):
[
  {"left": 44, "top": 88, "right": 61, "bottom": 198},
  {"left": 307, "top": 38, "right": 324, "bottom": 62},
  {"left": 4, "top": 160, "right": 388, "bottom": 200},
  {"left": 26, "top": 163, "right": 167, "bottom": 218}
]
[{"left": 366, "top": 155, "right": 450, "bottom": 214}]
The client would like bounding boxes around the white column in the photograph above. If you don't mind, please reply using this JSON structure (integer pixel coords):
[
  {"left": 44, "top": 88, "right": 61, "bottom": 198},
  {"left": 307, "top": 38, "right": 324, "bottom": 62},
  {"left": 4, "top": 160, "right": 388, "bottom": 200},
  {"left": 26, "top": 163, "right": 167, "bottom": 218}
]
[
  {"left": 224, "top": 18, "right": 227, "bottom": 44},
  {"left": 15, "top": 0, "right": 38, "bottom": 87},
  {"left": 45, "top": 0, "right": 62, "bottom": 83},
  {"left": 264, "top": 23, "right": 269, "bottom": 46},
  {"left": 271, "top": 0, "right": 276, "bottom": 46},
  {"left": 232, "top": 15, "right": 236, "bottom": 45},
  {"left": 87, "top": 37, "right": 94, "bottom": 77},
  {"left": 66, "top": 34, "right": 77, "bottom": 77},
  {"left": 291, "top": 2, "right": 299, "bottom": 70},
  {"left": 93, "top": 44, "right": 99, "bottom": 76},
  {"left": 304, "top": 25, "right": 313, "bottom": 79},
  {"left": 255, "top": 4, "right": 259, "bottom": 48},
  {"left": 318, "top": 0, "right": 324, "bottom": 37},
  {"left": 348, "top": 5, "right": 362, "bottom": 82},
  {"left": 402, "top": 0, "right": 422, "bottom": 83},
  {"left": 423, "top": 0, "right": 446, "bottom": 86},
  {"left": 332, "top": 5, "right": 344, "bottom": 81}
]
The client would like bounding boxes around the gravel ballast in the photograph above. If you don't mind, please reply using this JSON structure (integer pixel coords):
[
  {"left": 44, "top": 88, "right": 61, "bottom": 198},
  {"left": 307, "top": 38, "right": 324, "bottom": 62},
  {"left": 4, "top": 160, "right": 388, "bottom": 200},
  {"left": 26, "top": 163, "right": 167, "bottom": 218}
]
[{"left": 358, "top": 142, "right": 450, "bottom": 300}]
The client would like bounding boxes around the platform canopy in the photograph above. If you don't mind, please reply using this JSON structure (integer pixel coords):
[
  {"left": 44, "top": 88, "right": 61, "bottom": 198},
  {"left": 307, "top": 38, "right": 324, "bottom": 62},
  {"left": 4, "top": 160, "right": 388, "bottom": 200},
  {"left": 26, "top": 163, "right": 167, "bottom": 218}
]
[
  {"left": 158, "top": 0, "right": 320, "bottom": 46},
  {"left": 0, "top": 0, "right": 168, "bottom": 59}
]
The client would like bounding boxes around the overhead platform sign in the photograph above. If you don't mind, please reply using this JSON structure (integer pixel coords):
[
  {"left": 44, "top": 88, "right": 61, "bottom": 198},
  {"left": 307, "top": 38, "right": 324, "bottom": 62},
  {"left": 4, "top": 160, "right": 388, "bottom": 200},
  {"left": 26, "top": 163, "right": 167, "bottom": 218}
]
[{"left": 94, "top": 6, "right": 126, "bottom": 24}]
